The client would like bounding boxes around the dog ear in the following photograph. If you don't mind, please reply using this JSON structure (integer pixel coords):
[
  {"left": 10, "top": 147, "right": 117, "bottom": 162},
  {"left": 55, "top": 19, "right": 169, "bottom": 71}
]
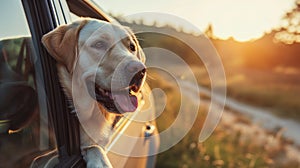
[{"left": 41, "top": 20, "right": 88, "bottom": 73}]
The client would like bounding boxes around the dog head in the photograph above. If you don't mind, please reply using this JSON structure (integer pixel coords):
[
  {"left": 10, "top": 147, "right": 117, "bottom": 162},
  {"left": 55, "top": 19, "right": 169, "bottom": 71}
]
[{"left": 42, "top": 18, "right": 146, "bottom": 114}]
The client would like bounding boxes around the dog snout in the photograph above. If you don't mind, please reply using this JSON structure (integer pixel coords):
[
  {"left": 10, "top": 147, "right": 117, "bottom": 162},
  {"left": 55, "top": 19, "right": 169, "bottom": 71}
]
[{"left": 126, "top": 61, "right": 146, "bottom": 74}]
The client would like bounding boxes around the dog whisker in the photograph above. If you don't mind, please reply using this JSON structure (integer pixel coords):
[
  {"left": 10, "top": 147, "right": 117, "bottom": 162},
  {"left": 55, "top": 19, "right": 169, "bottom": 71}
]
[
  {"left": 146, "top": 73, "right": 156, "bottom": 80},
  {"left": 135, "top": 37, "right": 145, "bottom": 42}
]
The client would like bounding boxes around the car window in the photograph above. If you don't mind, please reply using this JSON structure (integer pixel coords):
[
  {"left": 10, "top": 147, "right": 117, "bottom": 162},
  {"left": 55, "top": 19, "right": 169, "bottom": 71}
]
[
  {"left": 0, "top": 1, "right": 55, "bottom": 167},
  {"left": 70, "top": 12, "right": 80, "bottom": 21}
]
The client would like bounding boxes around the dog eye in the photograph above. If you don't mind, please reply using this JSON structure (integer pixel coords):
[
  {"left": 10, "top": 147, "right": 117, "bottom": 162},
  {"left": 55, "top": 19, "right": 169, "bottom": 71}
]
[
  {"left": 92, "top": 41, "right": 107, "bottom": 49},
  {"left": 129, "top": 43, "right": 136, "bottom": 52}
]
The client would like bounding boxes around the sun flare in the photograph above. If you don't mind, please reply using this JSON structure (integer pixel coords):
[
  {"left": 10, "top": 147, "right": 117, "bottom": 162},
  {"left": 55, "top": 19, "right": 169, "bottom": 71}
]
[{"left": 97, "top": 0, "right": 295, "bottom": 42}]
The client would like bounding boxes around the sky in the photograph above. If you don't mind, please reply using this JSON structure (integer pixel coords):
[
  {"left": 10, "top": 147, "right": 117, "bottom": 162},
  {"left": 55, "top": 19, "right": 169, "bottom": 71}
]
[
  {"left": 95, "top": 0, "right": 295, "bottom": 41},
  {"left": 0, "top": 1, "right": 30, "bottom": 39},
  {"left": 0, "top": 0, "right": 295, "bottom": 41}
]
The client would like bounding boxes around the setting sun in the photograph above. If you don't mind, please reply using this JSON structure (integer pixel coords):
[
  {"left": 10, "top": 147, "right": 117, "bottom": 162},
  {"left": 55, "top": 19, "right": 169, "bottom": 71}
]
[{"left": 97, "top": 0, "right": 295, "bottom": 41}]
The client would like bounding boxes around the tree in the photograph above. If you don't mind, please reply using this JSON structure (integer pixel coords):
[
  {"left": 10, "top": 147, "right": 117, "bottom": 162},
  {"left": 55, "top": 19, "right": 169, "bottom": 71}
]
[
  {"left": 275, "top": 0, "right": 300, "bottom": 44},
  {"left": 204, "top": 23, "right": 214, "bottom": 39}
]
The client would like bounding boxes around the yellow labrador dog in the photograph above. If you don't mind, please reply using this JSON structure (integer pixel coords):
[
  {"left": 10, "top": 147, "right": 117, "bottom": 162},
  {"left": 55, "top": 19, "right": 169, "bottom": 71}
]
[{"left": 42, "top": 18, "right": 146, "bottom": 167}]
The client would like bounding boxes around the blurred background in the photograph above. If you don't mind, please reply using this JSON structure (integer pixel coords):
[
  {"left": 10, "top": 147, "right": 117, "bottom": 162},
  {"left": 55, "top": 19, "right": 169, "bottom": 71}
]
[{"left": 95, "top": 0, "right": 300, "bottom": 167}]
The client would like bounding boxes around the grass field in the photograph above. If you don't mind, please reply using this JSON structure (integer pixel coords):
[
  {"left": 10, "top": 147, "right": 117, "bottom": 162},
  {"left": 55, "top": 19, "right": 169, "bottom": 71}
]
[{"left": 147, "top": 69, "right": 300, "bottom": 168}]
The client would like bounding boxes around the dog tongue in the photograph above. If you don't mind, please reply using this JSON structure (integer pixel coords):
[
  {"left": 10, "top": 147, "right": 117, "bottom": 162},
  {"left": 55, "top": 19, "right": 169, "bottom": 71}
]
[{"left": 114, "top": 94, "right": 138, "bottom": 112}]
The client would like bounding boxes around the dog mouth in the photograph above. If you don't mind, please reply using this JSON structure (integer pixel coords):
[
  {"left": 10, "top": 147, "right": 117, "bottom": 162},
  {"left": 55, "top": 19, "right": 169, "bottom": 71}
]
[
  {"left": 94, "top": 84, "right": 139, "bottom": 113},
  {"left": 87, "top": 72, "right": 146, "bottom": 114}
]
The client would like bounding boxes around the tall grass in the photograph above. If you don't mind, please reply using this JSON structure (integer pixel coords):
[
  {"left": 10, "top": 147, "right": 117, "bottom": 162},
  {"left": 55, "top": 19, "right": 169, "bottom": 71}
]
[{"left": 148, "top": 70, "right": 300, "bottom": 168}]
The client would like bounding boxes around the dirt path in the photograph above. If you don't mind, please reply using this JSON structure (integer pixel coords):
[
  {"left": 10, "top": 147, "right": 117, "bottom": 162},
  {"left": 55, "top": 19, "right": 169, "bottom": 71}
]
[
  {"left": 178, "top": 80, "right": 300, "bottom": 164},
  {"left": 179, "top": 79, "right": 300, "bottom": 146}
]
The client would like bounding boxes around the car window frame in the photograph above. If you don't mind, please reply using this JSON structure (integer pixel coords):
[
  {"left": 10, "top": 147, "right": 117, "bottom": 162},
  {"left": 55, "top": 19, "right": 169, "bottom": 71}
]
[{"left": 22, "top": 0, "right": 85, "bottom": 167}]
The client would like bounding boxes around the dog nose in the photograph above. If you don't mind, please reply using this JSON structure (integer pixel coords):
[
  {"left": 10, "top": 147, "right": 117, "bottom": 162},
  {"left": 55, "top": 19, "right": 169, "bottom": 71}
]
[{"left": 126, "top": 61, "right": 146, "bottom": 73}]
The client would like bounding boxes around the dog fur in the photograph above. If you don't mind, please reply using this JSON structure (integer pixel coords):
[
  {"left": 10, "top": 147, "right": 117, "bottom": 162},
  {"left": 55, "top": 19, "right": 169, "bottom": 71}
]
[{"left": 42, "top": 18, "right": 146, "bottom": 167}]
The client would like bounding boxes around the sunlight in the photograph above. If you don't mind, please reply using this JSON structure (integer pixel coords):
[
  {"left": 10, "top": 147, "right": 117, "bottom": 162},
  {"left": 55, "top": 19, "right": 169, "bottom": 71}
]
[
  {"left": 182, "top": 0, "right": 295, "bottom": 41},
  {"left": 97, "top": 0, "right": 295, "bottom": 42}
]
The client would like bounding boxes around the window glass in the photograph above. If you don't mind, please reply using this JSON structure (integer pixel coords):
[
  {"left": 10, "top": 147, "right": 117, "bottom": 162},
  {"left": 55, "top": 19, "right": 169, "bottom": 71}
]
[
  {"left": 70, "top": 12, "right": 80, "bottom": 21},
  {"left": 0, "top": 1, "right": 55, "bottom": 167}
]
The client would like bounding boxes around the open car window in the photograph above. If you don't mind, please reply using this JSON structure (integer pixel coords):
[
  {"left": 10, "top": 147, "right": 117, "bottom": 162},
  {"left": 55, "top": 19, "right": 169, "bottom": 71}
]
[{"left": 0, "top": 1, "right": 55, "bottom": 167}]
